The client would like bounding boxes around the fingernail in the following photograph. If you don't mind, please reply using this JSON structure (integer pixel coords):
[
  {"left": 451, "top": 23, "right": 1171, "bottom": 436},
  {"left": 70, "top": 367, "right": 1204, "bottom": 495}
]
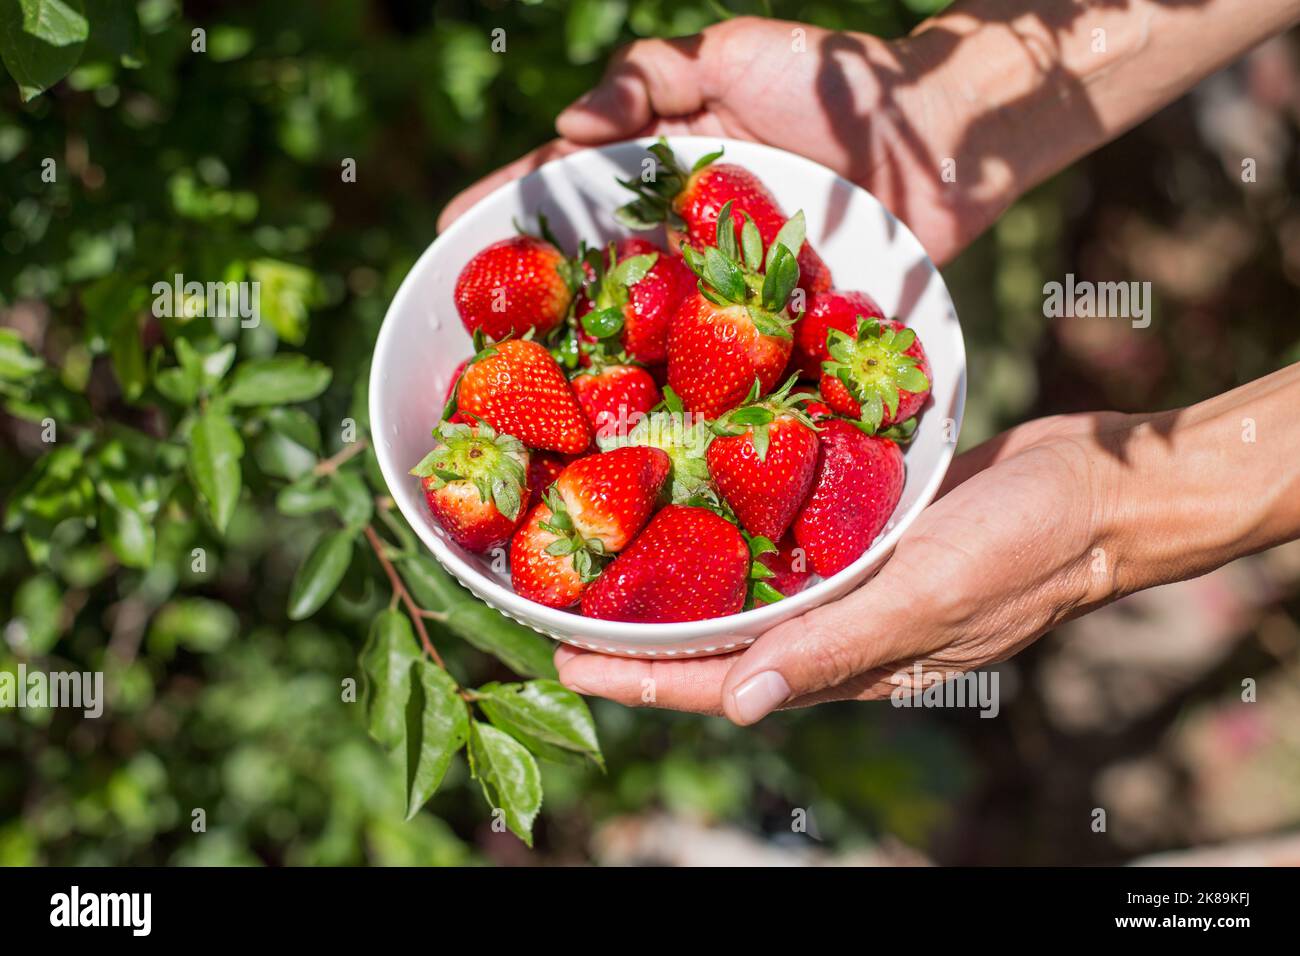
[{"left": 730, "top": 671, "right": 791, "bottom": 724}]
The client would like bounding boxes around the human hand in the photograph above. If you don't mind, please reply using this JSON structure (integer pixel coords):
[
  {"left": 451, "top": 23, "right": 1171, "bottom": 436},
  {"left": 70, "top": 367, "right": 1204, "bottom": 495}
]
[
  {"left": 438, "top": 16, "right": 991, "bottom": 265},
  {"left": 554, "top": 411, "right": 1138, "bottom": 723}
]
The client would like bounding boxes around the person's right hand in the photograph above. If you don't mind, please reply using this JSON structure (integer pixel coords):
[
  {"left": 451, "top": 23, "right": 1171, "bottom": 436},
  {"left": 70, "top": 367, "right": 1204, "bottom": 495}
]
[{"left": 438, "top": 16, "right": 997, "bottom": 265}]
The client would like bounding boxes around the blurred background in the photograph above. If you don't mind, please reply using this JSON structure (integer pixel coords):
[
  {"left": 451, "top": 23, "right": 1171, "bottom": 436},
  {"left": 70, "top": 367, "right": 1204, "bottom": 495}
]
[{"left": 2, "top": 0, "right": 1299, "bottom": 866}]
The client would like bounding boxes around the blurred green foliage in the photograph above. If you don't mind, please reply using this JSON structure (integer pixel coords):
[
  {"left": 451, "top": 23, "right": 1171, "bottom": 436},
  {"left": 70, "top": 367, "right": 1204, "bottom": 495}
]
[{"left": 3, "top": 0, "right": 1296, "bottom": 865}]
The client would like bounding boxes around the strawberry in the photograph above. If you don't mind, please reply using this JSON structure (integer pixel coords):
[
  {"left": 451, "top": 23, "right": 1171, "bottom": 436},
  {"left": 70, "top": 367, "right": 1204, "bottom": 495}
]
[
  {"left": 705, "top": 376, "right": 819, "bottom": 541},
  {"left": 512, "top": 447, "right": 670, "bottom": 608},
  {"left": 453, "top": 230, "right": 578, "bottom": 341},
  {"left": 551, "top": 446, "right": 670, "bottom": 554},
  {"left": 569, "top": 363, "right": 661, "bottom": 442},
  {"left": 441, "top": 358, "right": 470, "bottom": 424},
  {"left": 597, "top": 399, "right": 713, "bottom": 505},
  {"left": 526, "top": 451, "right": 569, "bottom": 508},
  {"left": 575, "top": 238, "right": 694, "bottom": 366},
  {"left": 756, "top": 534, "right": 814, "bottom": 597},
  {"left": 819, "top": 317, "right": 932, "bottom": 432},
  {"left": 581, "top": 505, "right": 750, "bottom": 623},
  {"left": 618, "top": 140, "right": 832, "bottom": 295},
  {"left": 792, "top": 419, "right": 905, "bottom": 577},
  {"left": 450, "top": 338, "right": 592, "bottom": 454},
  {"left": 510, "top": 503, "right": 588, "bottom": 608},
  {"left": 792, "top": 289, "right": 886, "bottom": 378},
  {"left": 666, "top": 201, "right": 803, "bottom": 417},
  {"left": 410, "top": 420, "right": 529, "bottom": 553}
]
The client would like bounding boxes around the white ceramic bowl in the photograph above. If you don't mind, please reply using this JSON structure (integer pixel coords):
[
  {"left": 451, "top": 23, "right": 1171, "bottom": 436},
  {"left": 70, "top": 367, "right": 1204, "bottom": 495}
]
[{"left": 371, "top": 137, "right": 966, "bottom": 658}]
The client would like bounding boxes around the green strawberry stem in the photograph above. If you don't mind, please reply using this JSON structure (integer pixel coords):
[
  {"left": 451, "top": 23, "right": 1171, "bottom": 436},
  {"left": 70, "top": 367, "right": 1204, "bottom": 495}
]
[{"left": 823, "top": 317, "right": 930, "bottom": 433}]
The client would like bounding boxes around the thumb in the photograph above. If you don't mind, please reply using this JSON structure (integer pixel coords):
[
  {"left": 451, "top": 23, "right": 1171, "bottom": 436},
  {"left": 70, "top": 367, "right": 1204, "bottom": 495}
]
[
  {"left": 556, "top": 35, "right": 710, "bottom": 142},
  {"left": 720, "top": 561, "right": 938, "bottom": 725}
]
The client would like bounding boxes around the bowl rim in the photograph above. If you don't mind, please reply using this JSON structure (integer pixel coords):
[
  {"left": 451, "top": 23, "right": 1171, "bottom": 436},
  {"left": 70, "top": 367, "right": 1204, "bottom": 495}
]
[{"left": 370, "top": 135, "right": 966, "bottom": 643}]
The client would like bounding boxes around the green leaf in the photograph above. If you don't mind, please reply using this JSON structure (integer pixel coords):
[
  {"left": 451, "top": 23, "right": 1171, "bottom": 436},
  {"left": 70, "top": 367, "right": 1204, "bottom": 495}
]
[
  {"left": 609, "top": 252, "right": 657, "bottom": 288},
  {"left": 404, "top": 660, "right": 469, "bottom": 820},
  {"left": 287, "top": 529, "right": 354, "bottom": 620},
  {"left": 359, "top": 609, "right": 421, "bottom": 751},
  {"left": 0, "top": 0, "right": 88, "bottom": 101},
  {"left": 396, "top": 554, "right": 464, "bottom": 614},
  {"left": 703, "top": 246, "right": 745, "bottom": 301},
  {"left": 581, "top": 306, "right": 624, "bottom": 340},
  {"left": 476, "top": 679, "right": 602, "bottom": 768},
  {"left": 248, "top": 259, "right": 317, "bottom": 345},
  {"left": 108, "top": 312, "right": 147, "bottom": 401},
  {"left": 187, "top": 408, "right": 244, "bottom": 533},
  {"left": 740, "top": 218, "right": 763, "bottom": 271},
  {"left": 12, "top": 573, "right": 62, "bottom": 654},
  {"left": 564, "top": 0, "right": 626, "bottom": 65},
  {"left": 329, "top": 470, "right": 373, "bottom": 529},
  {"left": 275, "top": 476, "right": 334, "bottom": 516},
  {"left": 768, "top": 210, "right": 807, "bottom": 264},
  {"left": 97, "top": 478, "right": 154, "bottom": 568},
  {"left": 760, "top": 244, "right": 799, "bottom": 311},
  {"left": 148, "top": 598, "right": 238, "bottom": 654},
  {"left": 467, "top": 721, "right": 542, "bottom": 846},
  {"left": 224, "top": 355, "right": 332, "bottom": 406},
  {"left": 0, "top": 329, "right": 44, "bottom": 380},
  {"left": 447, "top": 601, "right": 558, "bottom": 679}
]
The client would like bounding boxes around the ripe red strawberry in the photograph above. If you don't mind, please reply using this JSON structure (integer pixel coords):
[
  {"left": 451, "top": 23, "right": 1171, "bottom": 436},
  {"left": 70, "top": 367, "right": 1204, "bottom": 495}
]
[
  {"left": 510, "top": 503, "right": 588, "bottom": 608},
  {"left": 581, "top": 505, "right": 750, "bottom": 623},
  {"left": 450, "top": 338, "right": 591, "bottom": 454},
  {"left": 792, "top": 289, "right": 886, "bottom": 378},
  {"left": 666, "top": 201, "right": 803, "bottom": 417},
  {"left": 618, "top": 140, "right": 832, "bottom": 295},
  {"left": 792, "top": 419, "right": 904, "bottom": 577},
  {"left": 597, "top": 404, "right": 714, "bottom": 505},
  {"left": 705, "top": 377, "right": 819, "bottom": 541},
  {"left": 453, "top": 233, "right": 577, "bottom": 341},
  {"left": 757, "top": 534, "right": 814, "bottom": 597},
  {"left": 819, "top": 317, "right": 932, "bottom": 431},
  {"left": 410, "top": 421, "right": 529, "bottom": 553},
  {"left": 526, "top": 451, "right": 569, "bottom": 508},
  {"left": 552, "top": 446, "right": 670, "bottom": 553},
  {"left": 575, "top": 238, "right": 694, "bottom": 366},
  {"left": 569, "top": 363, "right": 661, "bottom": 441}
]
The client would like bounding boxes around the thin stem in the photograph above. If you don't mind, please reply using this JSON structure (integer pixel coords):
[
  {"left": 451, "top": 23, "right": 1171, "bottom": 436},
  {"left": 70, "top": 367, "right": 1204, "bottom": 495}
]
[
  {"left": 314, "top": 437, "right": 369, "bottom": 476},
  {"left": 363, "top": 523, "right": 447, "bottom": 670}
]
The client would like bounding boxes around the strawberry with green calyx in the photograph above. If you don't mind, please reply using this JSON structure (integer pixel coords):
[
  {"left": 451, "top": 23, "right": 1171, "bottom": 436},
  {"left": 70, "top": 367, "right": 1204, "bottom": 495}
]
[
  {"left": 792, "top": 289, "right": 887, "bottom": 378},
  {"left": 526, "top": 450, "right": 569, "bottom": 508},
  {"left": 513, "top": 446, "right": 669, "bottom": 607},
  {"left": 575, "top": 237, "right": 693, "bottom": 367},
  {"left": 550, "top": 446, "right": 670, "bottom": 555},
  {"left": 410, "top": 419, "right": 530, "bottom": 553},
  {"left": 449, "top": 334, "right": 592, "bottom": 454},
  {"left": 453, "top": 216, "right": 583, "bottom": 342},
  {"left": 705, "top": 375, "right": 820, "bottom": 541},
  {"left": 667, "top": 201, "right": 805, "bottom": 417},
  {"left": 597, "top": 387, "right": 713, "bottom": 504},
  {"left": 756, "top": 533, "right": 814, "bottom": 597},
  {"left": 819, "top": 316, "right": 932, "bottom": 433},
  {"left": 569, "top": 362, "right": 661, "bottom": 441},
  {"left": 793, "top": 419, "right": 905, "bottom": 578},
  {"left": 510, "top": 502, "right": 589, "bottom": 609},
  {"left": 616, "top": 139, "right": 832, "bottom": 294},
  {"left": 580, "top": 504, "right": 750, "bottom": 623}
]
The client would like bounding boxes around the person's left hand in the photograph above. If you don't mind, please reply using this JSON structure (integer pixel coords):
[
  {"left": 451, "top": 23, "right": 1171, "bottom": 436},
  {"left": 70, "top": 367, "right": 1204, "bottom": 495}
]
[{"left": 554, "top": 411, "right": 1141, "bottom": 723}]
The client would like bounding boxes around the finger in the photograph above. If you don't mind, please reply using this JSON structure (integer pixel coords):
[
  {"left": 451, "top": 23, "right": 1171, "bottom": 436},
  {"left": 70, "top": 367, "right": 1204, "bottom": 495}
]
[
  {"left": 555, "top": 647, "right": 739, "bottom": 715},
  {"left": 557, "top": 35, "right": 712, "bottom": 142},
  {"left": 719, "top": 558, "right": 944, "bottom": 725},
  {"left": 437, "top": 140, "right": 584, "bottom": 232}
]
